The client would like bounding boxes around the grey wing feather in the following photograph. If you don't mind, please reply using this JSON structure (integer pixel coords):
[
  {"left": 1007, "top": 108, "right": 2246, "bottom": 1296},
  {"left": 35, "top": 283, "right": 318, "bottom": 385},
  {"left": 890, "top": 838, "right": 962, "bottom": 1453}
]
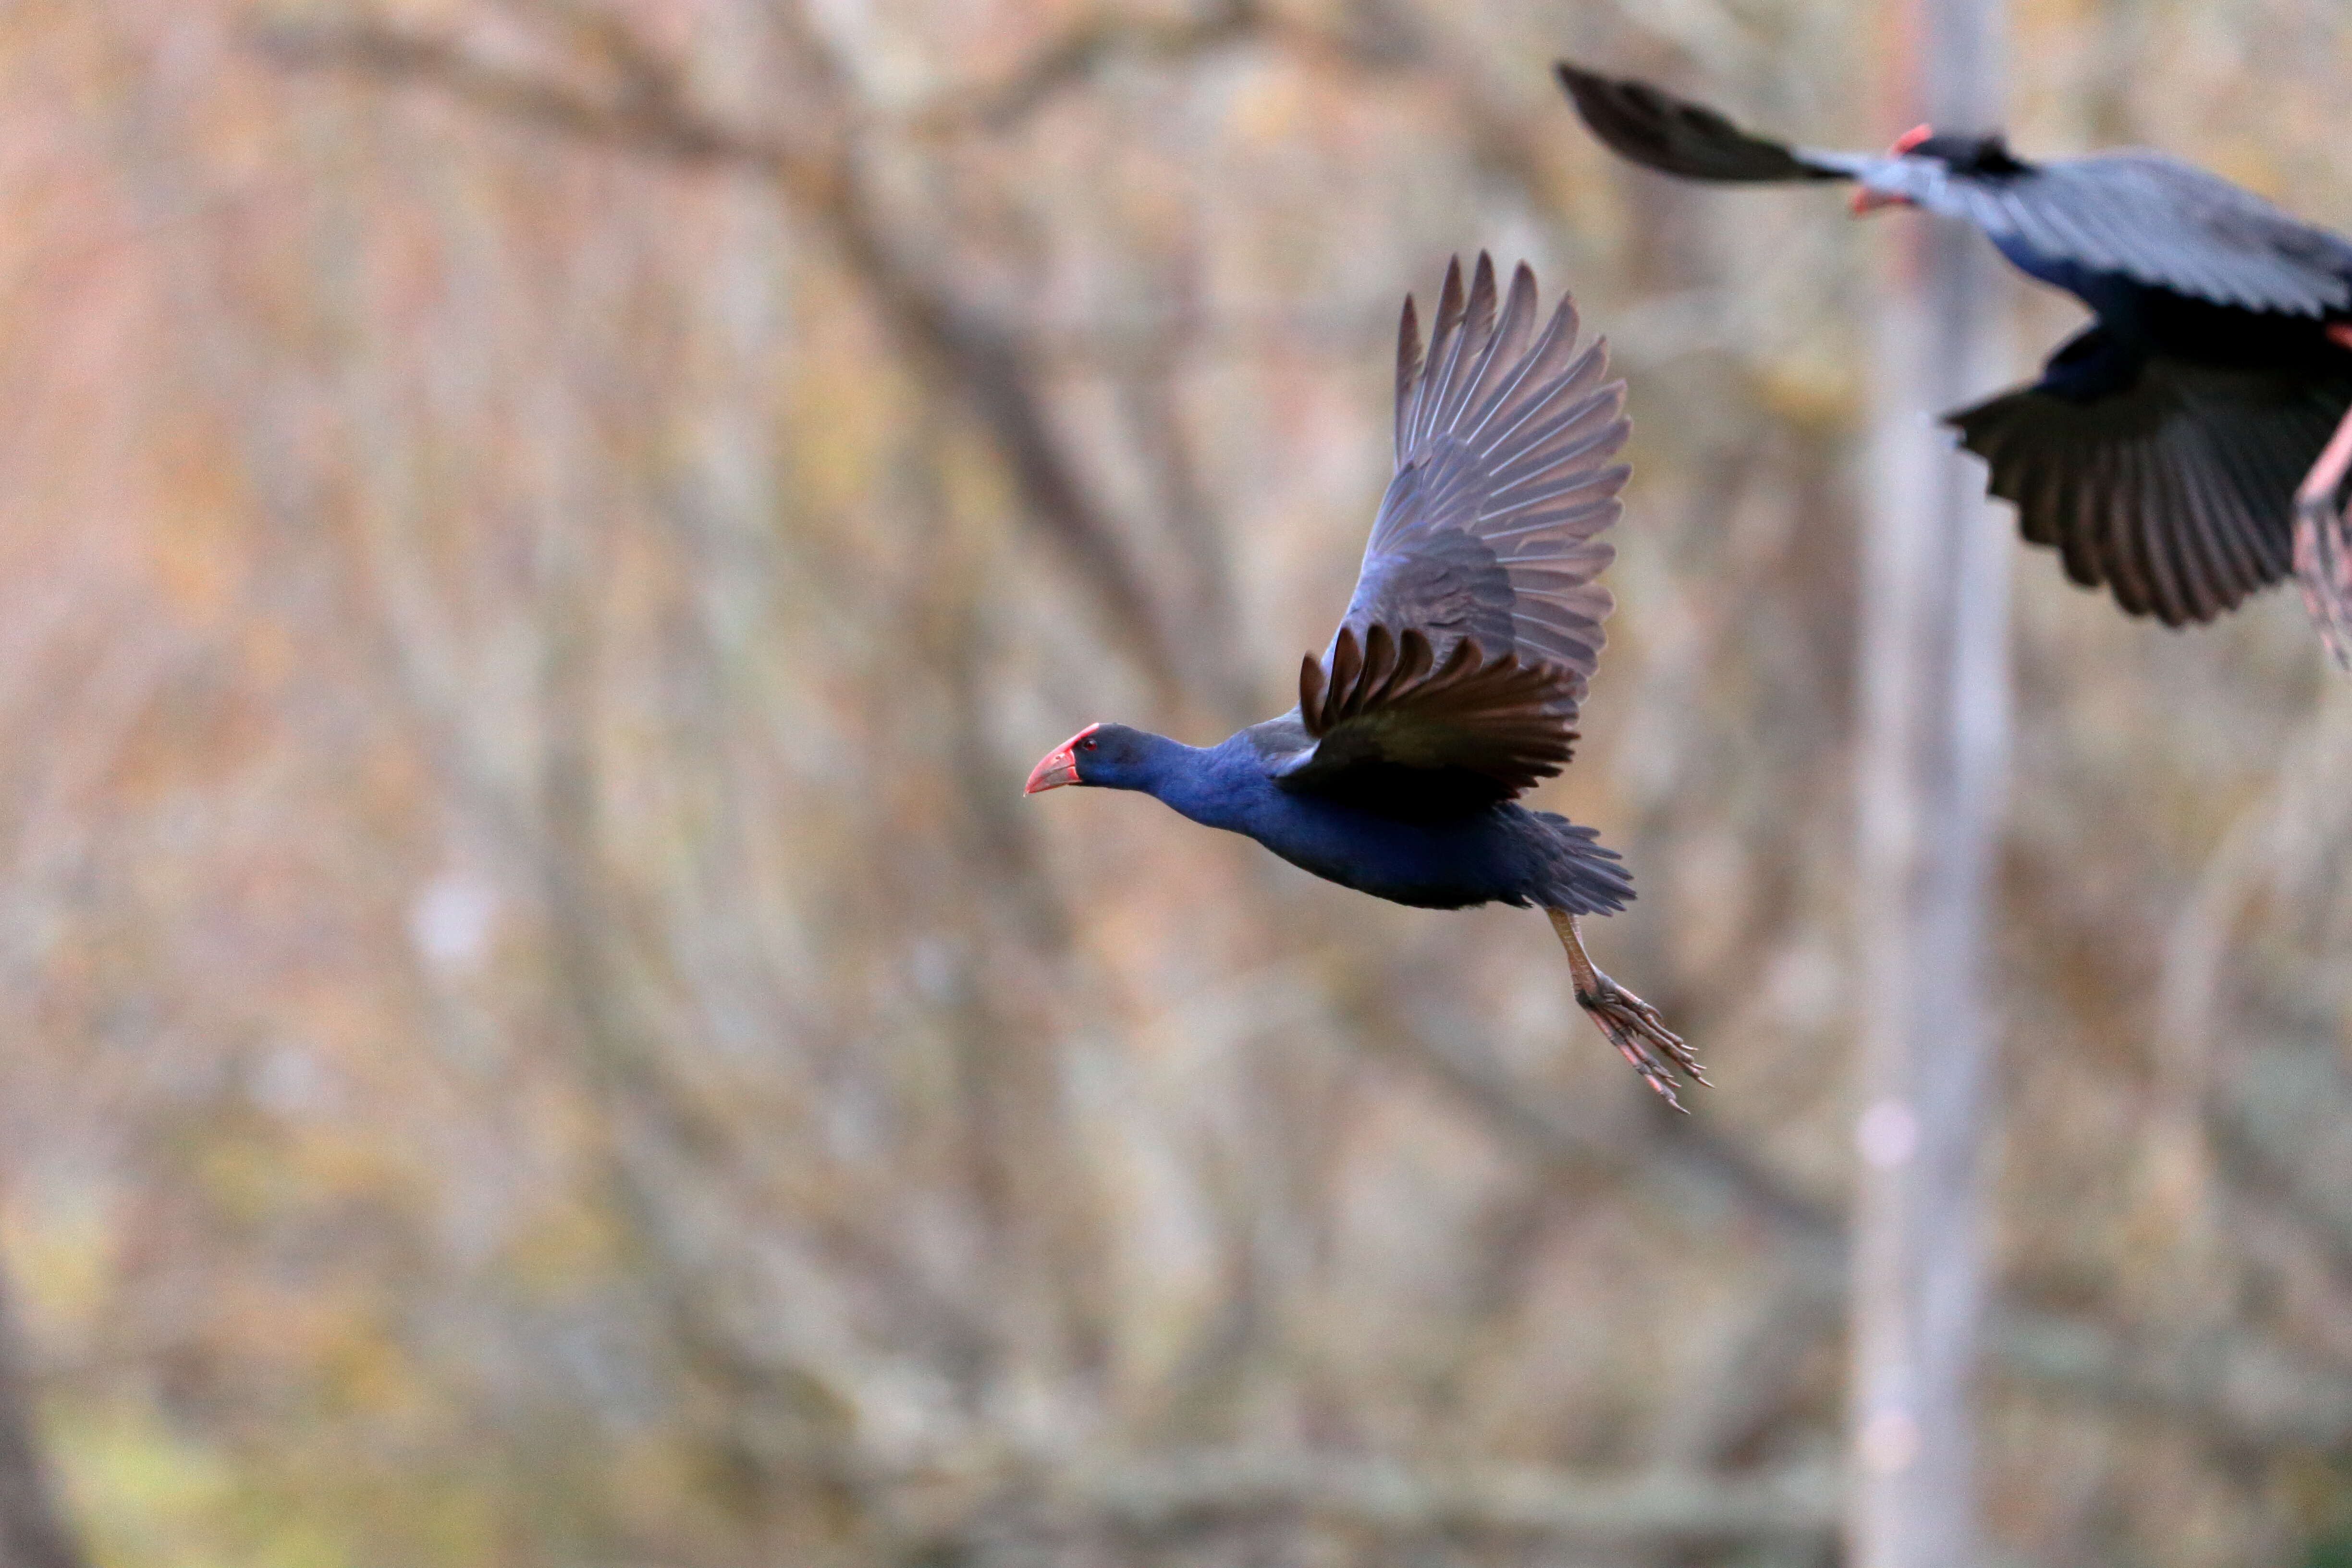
[
  {"left": 1262, "top": 256, "right": 1635, "bottom": 811},
  {"left": 1555, "top": 62, "right": 1868, "bottom": 184},
  {"left": 1339, "top": 254, "right": 1631, "bottom": 722}
]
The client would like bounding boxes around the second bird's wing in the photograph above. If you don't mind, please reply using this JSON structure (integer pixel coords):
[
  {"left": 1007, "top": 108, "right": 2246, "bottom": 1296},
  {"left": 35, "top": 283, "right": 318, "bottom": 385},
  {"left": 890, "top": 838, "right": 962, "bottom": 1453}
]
[
  {"left": 1950, "top": 327, "right": 2352, "bottom": 623},
  {"left": 1263, "top": 255, "right": 1628, "bottom": 817},
  {"left": 1555, "top": 63, "right": 1866, "bottom": 184},
  {"left": 1869, "top": 152, "right": 2352, "bottom": 318}
]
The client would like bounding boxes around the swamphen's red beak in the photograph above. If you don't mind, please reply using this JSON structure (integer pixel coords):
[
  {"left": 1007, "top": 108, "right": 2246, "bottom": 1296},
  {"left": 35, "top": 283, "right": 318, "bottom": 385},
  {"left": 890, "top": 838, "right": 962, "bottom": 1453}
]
[
  {"left": 1024, "top": 723, "right": 1099, "bottom": 794},
  {"left": 1851, "top": 123, "right": 1933, "bottom": 213}
]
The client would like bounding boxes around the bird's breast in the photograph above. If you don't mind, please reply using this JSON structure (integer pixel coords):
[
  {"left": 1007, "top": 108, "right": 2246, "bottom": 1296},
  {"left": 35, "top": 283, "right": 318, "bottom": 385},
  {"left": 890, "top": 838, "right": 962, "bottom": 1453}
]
[
  {"left": 1229, "top": 791, "right": 1526, "bottom": 909},
  {"left": 1990, "top": 232, "right": 2140, "bottom": 321}
]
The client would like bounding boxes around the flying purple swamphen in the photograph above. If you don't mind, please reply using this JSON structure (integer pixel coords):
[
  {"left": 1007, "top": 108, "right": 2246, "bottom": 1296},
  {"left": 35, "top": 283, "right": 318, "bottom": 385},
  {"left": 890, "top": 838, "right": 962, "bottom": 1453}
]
[
  {"left": 1025, "top": 255, "right": 1702, "bottom": 1106},
  {"left": 1557, "top": 61, "right": 2352, "bottom": 664}
]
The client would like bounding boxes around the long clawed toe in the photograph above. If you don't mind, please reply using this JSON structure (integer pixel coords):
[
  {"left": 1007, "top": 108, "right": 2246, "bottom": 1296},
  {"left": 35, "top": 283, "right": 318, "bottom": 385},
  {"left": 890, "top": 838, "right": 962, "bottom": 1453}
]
[
  {"left": 1577, "top": 974, "right": 1708, "bottom": 1112},
  {"left": 2294, "top": 490, "right": 2352, "bottom": 671},
  {"left": 2295, "top": 388, "right": 2352, "bottom": 670},
  {"left": 1545, "top": 908, "right": 1705, "bottom": 1111}
]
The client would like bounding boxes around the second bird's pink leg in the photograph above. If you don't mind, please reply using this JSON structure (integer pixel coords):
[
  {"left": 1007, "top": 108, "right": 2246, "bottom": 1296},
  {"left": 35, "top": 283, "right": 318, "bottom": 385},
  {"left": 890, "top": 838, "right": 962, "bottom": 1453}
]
[{"left": 2295, "top": 325, "right": 2352, "bottom": 667}]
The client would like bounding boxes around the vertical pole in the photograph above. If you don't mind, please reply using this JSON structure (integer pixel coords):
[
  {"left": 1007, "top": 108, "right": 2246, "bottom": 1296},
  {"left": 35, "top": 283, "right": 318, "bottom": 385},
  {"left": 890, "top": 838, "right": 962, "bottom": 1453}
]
[{"left": 1850, "top": 0, "right": 2009, "bottom": 1564}]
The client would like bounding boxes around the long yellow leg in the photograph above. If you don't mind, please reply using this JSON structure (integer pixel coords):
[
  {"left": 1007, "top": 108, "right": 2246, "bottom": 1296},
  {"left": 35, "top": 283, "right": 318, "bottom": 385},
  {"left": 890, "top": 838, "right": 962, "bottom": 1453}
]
[{"left": 1546, "top": 909, "right": 1706, "bottom": 1111}]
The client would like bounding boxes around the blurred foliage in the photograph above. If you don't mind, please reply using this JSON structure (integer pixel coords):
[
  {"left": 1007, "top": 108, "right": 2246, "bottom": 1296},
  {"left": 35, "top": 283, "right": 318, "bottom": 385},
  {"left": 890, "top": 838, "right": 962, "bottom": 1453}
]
[{"left": 0, "top": 0, "right": 2346, "bottom": 1565}]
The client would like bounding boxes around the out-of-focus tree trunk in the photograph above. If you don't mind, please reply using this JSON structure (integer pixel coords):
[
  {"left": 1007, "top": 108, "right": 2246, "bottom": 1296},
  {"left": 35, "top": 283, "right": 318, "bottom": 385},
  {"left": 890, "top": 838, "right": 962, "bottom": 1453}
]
[
  {"left": 1850, "top": 0, "right": 2009, "bottom": 1565},
  {"left": 0, "top": 1268, "right": 85, "bottom": 1568}
]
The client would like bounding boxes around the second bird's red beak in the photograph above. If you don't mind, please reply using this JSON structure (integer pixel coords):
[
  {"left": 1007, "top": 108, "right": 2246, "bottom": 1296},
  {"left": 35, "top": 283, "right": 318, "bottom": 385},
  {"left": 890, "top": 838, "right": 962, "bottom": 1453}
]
[
  {"left": 1024, "top": 723, "right": 1099, "bottom": 794},
  {"left": 1852, "top": 124, "right": 1934, "bottom": 215}
]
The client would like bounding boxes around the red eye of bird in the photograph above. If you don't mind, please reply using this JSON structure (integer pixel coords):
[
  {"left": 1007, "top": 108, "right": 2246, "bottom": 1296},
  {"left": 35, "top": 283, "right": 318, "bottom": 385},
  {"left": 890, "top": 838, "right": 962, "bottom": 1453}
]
[{"left": 1080, "top": 737, "right": 1096, "bottom": 750}]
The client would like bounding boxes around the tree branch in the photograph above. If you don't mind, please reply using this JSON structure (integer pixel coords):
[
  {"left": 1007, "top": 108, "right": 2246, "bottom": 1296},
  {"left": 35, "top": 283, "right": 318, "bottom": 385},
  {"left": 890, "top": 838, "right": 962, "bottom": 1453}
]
[
  {"left": 1054, "top": 1450, "right": 1840, "bottom": 1544},
  {"left": 880, "top": 1449, "right": 1841, "bottom": 1550},
  {"left": 903, "top": 1, "right": 1261, "bottom": 134},
  {"left": 251, "top": 21, "right": 823, "bottom": 190},
  {"left": 1990, "top": 1312, "right": 2352, "bottom": 1457},
  {"left": 1366, "top": 978, "right": 2352, "bottom": 1460},
  {"left": 252, "top": 14, "right": 1195, "bottom": 704}
]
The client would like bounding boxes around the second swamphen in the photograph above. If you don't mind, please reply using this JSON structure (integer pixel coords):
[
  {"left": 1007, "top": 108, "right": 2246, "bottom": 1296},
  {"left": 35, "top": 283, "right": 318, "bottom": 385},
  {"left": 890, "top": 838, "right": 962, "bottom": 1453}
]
[
  {"left": 1025, "top": 256, "right": 1701, "bottom": 1105},
  {"left": 1557, "top": 61, "right": 2352, "bottom": 664}
]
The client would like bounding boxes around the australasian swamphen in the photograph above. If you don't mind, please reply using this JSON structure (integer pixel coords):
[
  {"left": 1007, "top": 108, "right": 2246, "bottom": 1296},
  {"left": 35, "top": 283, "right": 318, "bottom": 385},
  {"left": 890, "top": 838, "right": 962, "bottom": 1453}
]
[
  {"left": 1556, "top": 61, "right": 2352, "bottom": 664},
  {"left": 1025, "top": 256, "right": 1702, "bottom": 1105}
]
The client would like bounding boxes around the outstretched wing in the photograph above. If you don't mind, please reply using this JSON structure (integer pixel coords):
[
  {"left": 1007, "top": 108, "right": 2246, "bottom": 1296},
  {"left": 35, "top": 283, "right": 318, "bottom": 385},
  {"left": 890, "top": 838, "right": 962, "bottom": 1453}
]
[
  {"left": 1341, "top": 254, "right": 1629, "bottom": 698},
  {"left": 1263, "top": 256, "right": 1631, "bottom": 817},
  {"left": 1869, "top": 152, "right": 2352, "bottom": 318},
  {"left": 1949, "top": 328, "right": 2352, "bottom": 624},
  {"left": 1555, "top": 62, "right": 1866, "bottom": 184}
]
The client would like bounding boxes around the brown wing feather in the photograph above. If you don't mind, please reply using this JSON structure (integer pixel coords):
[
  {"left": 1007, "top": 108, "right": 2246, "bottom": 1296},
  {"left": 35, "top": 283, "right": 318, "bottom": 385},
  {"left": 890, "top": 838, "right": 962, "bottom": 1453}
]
[{"left": 1288, "top": 625, "right": 1581, "bottom": 800}]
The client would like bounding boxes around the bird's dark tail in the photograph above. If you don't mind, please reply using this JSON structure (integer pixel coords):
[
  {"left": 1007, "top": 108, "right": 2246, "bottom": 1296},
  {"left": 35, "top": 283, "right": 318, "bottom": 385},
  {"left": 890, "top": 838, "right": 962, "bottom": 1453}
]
[{"left": 1527, "top": 810, "right": 1634, "bottom": 915}]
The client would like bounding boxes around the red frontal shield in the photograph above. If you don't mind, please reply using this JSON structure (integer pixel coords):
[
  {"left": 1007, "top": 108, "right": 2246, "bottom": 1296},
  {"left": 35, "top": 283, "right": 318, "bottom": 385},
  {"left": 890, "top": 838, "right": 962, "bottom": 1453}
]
[{"left": 1024, "top": 723, "right": 1101, "bottom": 794}]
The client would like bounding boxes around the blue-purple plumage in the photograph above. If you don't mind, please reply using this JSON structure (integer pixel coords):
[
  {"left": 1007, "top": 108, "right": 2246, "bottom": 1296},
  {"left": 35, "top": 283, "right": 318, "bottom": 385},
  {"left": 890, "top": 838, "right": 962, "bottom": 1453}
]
[{"left": 1025, "top": 257, "right": 1697, "bottom": 1102}]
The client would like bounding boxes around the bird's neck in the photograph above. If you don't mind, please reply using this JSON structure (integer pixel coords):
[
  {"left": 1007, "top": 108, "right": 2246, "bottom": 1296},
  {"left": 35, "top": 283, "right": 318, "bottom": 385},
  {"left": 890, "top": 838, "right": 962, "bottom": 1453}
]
[{"left": 1127, "top": 734, "right": 1254, "bottom": 832}]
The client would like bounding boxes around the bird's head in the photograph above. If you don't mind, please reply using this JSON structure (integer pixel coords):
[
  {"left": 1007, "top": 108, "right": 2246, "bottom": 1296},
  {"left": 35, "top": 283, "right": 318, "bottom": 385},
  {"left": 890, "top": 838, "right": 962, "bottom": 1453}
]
[
  {"left": 1024, "top": 722, "right": 1158, "bottom": 794},
  {"left": 1852, "top": 124, "right": 2028, "bottom": 213}
]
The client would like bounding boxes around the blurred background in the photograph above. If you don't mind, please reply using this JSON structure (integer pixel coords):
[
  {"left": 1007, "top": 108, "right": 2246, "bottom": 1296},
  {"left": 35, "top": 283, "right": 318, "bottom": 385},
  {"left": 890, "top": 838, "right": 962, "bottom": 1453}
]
[{"left": 0, "top": 1, "right": 2349, "bottom": 1565}]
